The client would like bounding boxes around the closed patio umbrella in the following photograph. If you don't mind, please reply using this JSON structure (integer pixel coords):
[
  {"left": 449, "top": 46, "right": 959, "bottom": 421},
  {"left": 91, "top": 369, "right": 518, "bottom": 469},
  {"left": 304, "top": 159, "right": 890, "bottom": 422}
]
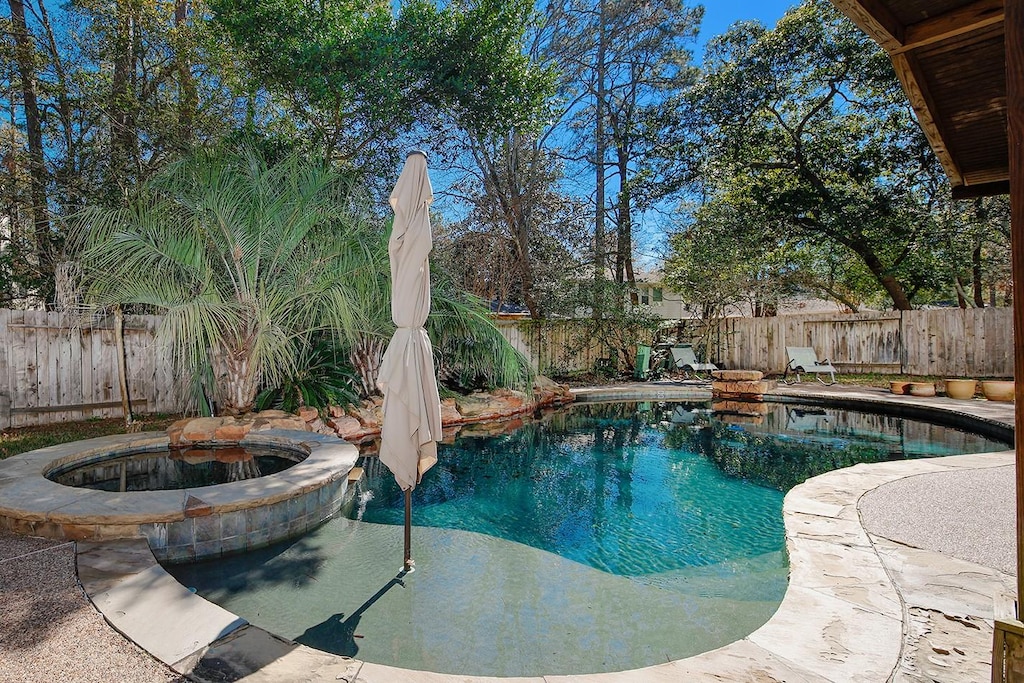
[{"left": 377, "top": 150, "right": 443, "bottom": 573}]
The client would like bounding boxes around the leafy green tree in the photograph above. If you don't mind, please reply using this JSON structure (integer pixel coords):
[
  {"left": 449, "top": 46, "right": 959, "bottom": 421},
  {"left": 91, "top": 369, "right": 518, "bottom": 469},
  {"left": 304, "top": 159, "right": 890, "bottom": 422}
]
[
  {"left": 74, "top": 148, "right": 530, "bottom": 415},
  {"left": 1, "top": 0, "right": 270, "bottom": 303},
  {"left": 685, "top": 0, "right": 961, "bottom": 310},
  {"left": 444, "top": 132, "right": 590, "bottom": 318},
  {"left": 550, "top": 0, "right": 701, "bottom": 306},
  {"left": 74, "top": 148, "right": 374, "bottom": 414},
  {"left": 665, "top": 190, "right": 890, "bottom": 316},
  {"left": 209, "top": 0, "right": 552, "bottom": 187}
]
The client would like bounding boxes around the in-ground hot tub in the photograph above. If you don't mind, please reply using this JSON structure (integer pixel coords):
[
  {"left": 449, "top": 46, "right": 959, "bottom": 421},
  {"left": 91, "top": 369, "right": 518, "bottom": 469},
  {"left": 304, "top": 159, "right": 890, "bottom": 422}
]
[{"left": 0, "top": 429, "right": 358, "bottom": 562}]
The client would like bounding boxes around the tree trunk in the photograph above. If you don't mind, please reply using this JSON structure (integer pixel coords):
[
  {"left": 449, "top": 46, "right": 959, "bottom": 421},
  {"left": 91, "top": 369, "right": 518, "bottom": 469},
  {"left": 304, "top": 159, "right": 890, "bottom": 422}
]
[
  {"left": 972, "top": 244, "right": 985, "bottom": 307},
  {"left": 8, "top": 0, "right": 52, "bottom": 275},
  {"left": 508, "top": 133, "right": 540, "bottom": 318},
  {"left": 850, "top": 241, "right": 914, "bottom": 310},
  {"left": 592, "top": 0, "right": 607, "bottom": 318},
  {"left": 615, "top": 153, "right": 637, "bottom": 305},
  {"left": 349, "top": 335, "right": 385, "bottom": 398},
  {"left": 36, "top": 0, "right": 77, "bottom": 210},
  {"left": 110, "top": 0, "right": 138, "bottom": 199},
  {"left": 210, "top": 342, "right": 259, "bottom": 415},
  {"left": 174, "top": 0, "right": 198, "bottom": 147},
  {"left": 113, "top": 305, "right": 134, "bottom": 427}
]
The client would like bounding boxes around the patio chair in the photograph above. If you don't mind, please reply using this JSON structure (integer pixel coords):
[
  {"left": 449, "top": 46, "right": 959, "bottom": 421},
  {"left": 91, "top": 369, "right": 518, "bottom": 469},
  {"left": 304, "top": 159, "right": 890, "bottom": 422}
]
[
  {"left": 634, "top": 344, "right": 652, "bottom": 380},
  {"left": 785, "top": 406, "right": 830, "bottom": 432},
  {"left": 783, "top": 346, "right": 837, "bottom": 385},
  {"left": 670, "top": 344, "right": 719, "bottom": 379}
]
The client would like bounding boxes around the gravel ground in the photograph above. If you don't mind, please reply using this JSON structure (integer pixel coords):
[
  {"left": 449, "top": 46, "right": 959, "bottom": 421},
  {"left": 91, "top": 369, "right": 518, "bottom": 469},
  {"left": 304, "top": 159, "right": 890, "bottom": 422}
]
[
  {"left": 859, "top": 464, "right": 1016, "bottom": 575},
  {"left": 0, "top": 532, "right": 185, "bottom": 683}
]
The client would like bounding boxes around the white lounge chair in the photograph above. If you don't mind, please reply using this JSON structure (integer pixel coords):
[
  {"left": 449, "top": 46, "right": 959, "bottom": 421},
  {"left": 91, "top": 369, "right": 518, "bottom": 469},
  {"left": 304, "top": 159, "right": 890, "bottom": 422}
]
[
  {"left": 671, "top": 344, "right": 718, "bottom": 379},
  {"left": 783, "top": 346, "right": 837, "bottom": 385}
]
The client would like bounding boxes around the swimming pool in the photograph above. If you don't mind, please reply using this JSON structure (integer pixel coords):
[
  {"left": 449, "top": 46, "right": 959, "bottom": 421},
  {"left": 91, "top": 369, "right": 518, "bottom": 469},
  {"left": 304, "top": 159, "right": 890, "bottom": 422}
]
[{"left": 167, "top": 400, "right": 1008, "bottom": 677}]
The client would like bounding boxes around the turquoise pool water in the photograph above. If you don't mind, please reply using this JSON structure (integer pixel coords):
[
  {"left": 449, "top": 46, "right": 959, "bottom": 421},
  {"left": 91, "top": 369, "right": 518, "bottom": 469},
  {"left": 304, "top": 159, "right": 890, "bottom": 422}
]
[{"left": 167, "top": 400, "right": 1008, "bottom": 677}]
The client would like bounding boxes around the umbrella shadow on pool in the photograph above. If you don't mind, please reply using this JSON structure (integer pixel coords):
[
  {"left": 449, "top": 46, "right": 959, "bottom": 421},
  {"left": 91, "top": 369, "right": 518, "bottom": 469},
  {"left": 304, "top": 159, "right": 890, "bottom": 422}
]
[{"left": 294, "top": 570, "right": 408, "bottom": 657}]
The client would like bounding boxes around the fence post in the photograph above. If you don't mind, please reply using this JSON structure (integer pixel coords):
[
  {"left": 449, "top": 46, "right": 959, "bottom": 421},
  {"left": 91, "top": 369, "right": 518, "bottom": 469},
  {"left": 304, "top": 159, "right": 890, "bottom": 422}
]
[{"left": 0, "top": 309, "right": 8, "bottom": 430}]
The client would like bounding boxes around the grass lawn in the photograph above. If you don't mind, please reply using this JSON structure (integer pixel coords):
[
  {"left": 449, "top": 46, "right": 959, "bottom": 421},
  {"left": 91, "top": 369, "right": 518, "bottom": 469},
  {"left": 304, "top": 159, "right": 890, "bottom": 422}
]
[{"left": 0, "top": 414, "right": 181, "bottom": 460}]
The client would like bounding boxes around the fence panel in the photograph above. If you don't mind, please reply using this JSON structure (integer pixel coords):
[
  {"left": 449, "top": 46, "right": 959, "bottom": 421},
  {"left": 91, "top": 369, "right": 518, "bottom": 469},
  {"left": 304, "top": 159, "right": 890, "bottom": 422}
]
[
  {"left": 1, "top": 307, "right": 1013, "bottom": 429},
  {"left": 0, "top": 309, "right": 181, "bottom": 429},
  {"left": 496, "top": 308, "right": 1013, "bottom": 380}
]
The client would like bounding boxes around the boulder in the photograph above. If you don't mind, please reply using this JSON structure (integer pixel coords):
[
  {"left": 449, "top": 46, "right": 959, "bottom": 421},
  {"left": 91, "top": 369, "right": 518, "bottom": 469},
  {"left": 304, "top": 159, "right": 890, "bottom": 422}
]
[
  {"left": 297, "top": 406, "right": 320, "bottom": 422},
  {"left": 328, "top": 415, "right": 363, "bottom": 440},
  {"left": 533, "top": 375, "right": 575, "bottom": 407},
  {"left": 711, "top": 370, "right": 764, "bottom": 382},
  {"left": 180, "top": 417, "right": 224, "bottom": 443},
  {"left": 246, "top": 413, "right": 309, "bottom": 433},
  {"left": 170, "top": 413, "right": 314, "bottom": 446},
  {"left": 453, "top": 392, "right": 494, "bottom": 419},
  {"left": 440, "top": 398, "right": 463, "bottom": 425},
  {"left": 254, "top": 409, "right": 294, "bottom": 420},
  {"left": 213, "top": 421, "right": 251, "bottom": 441},
  {"left": 491, "top": 389, "right": 530, "bottom": 416},
  {"left": 711, "top": 380, "right": 768, "bottom": 401},
  {"left": 166, "top": 418, "right": 190, "bottom": 446},
  {"left": 307, "top": 417, "right": 333, "bottom": 435}
]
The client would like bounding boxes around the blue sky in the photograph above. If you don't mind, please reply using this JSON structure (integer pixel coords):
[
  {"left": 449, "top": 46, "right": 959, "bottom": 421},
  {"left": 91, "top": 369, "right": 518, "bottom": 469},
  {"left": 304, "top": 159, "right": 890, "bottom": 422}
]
[
  {"left": 697, "top": 1, "right": 797, "bottom": 46},
  {"left": 434, "top": 1, "right": 801, "bottom": 267}
]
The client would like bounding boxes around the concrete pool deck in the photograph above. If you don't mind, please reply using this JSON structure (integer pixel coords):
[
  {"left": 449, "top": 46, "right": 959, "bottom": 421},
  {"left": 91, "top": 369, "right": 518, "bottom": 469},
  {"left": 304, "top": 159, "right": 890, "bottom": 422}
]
[{"left": 1, "top": 383, "right": 1018, "bottom": 682}]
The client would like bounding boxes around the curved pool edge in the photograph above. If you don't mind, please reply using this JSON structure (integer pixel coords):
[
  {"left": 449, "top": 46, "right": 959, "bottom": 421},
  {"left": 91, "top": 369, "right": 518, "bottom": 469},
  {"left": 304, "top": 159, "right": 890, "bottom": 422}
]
[{"left": 74, "top": 385, "right": 1016, "bottom": 682}]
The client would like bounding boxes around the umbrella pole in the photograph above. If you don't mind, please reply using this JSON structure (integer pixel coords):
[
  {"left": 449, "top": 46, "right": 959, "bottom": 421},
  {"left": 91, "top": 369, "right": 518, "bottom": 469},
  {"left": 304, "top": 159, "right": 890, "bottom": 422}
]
[{"left": 403, "top": 488, "right": 414, "bottom": 573}]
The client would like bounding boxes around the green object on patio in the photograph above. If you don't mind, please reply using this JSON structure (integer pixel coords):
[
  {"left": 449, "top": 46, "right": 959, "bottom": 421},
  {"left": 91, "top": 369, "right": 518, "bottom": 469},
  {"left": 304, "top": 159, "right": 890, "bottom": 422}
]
[{"left": 634, "top": 344, "right": 652, "bottom": 380}]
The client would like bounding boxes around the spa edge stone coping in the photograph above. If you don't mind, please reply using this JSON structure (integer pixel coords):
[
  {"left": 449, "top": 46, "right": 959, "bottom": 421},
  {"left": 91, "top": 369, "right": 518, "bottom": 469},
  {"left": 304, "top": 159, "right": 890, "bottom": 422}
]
[
  {"left": 0, "top": 429, "right": 359, "bottom": 562},
  {"left": 13, "top": 384, "right": 1021, "bottom": 681}
]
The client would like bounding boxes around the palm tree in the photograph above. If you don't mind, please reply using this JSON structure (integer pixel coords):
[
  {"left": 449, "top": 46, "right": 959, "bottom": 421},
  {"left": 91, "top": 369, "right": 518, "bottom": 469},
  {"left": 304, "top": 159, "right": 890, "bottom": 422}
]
[
  {"left": 74, "top": 148, "right": 381, "bottom": 414},
  {"left": 74, "top": 147, "right": 530, "bottom": 415}
]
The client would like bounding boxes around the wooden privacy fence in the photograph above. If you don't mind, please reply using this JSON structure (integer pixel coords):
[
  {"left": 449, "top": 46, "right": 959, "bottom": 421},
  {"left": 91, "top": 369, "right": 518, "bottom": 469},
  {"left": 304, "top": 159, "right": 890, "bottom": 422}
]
[
  {"left": 497, "top": 308, "right": 1014, "bottom": 379},
  {"left": 0, "top": 309, "right": 182, "bottom": 429},
  {"left": 0, "top": 307, "right": 1013, "bottom": 429},
  {"left": 495, "top": 320, "right": 612, "bottom": 377}
]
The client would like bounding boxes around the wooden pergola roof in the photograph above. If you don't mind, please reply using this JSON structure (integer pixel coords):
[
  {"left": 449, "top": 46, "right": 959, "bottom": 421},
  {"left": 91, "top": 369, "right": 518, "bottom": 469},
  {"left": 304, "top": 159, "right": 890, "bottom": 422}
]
[
  {"left": 832, "top": 0, "right": 1024, "bottom": 659},
  {"left": 830, "top": 0, "right": 1008, "bottom": 197}
]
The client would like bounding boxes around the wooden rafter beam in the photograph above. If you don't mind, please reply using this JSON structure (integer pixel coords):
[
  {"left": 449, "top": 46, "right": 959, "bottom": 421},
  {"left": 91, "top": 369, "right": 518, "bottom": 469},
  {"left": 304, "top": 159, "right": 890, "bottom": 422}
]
[
  {"left": 951, "top": 179, "right": 1010, "bottom": 198},
  {"left": 895, "top": 0, "right": 1004, "bottom": 54},
  {"left": 829, "top": 0, "right": 905, "bottom": 50},
  {"left": 890, "top": 52, "right": 965, "bottom": 186}
]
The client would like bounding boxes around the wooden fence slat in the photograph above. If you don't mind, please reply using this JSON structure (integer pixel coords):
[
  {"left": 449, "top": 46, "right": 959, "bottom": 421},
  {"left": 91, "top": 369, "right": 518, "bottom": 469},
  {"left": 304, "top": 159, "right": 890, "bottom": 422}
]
[{"left": 0, "top": 309, "right": 9, "bottom": 429}]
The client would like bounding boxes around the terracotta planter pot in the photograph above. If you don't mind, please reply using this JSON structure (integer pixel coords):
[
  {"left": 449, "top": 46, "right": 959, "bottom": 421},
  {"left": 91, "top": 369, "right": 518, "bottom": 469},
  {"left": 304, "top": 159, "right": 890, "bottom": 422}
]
[
  {"left": 890, "top": 381, "right": 910, "bottom": 395},
  {"left": 908, "top": 382, "right": 936, "bottom": 397},
  {"left": 981, "top": 380, "right": 1015, "bottom": 402},
  {"left": 943, "top": 379, "right": 977, "bottom": 400}
]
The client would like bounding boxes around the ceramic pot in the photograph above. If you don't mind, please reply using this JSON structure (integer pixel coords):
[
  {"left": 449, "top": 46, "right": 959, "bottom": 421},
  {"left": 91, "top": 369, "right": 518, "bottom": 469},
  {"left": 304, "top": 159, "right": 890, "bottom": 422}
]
[
  {"left": 981, "top": 380, "right": 1015, "bottom": 402},
  {"left": 908, "top": 382, "right": 936, "bottom": 397},
  {"left": 943, "top": 379, "right": 977, "bottom": 400},
  {"left": 890, "top": 381, "right": 910, "bottom": 395}
]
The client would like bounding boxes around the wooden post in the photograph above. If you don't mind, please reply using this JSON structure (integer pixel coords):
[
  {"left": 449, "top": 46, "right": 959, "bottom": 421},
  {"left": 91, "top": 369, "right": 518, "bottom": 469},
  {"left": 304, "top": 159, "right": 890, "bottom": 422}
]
[
  {"left": 1009, "top": 0, "right": 1024, "bottom": 610},
  {"left": 113, "top": 305, "right": 133, "bottom": 427},
  {"left": 1001, "top": 1, "right": 1024, "bottom": 680}
]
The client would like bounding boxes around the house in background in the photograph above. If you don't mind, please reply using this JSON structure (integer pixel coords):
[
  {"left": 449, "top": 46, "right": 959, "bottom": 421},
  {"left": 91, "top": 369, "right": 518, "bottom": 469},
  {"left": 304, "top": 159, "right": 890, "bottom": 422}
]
[{"left": 633, "top": 271, "right": 850, "bottom": 320}]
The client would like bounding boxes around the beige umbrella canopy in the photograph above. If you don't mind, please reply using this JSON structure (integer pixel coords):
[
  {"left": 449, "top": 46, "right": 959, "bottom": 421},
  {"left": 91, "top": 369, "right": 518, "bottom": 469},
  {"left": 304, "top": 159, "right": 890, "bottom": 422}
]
[{"left": 377, "top": 151, "right": 443, "bottom": 572}]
